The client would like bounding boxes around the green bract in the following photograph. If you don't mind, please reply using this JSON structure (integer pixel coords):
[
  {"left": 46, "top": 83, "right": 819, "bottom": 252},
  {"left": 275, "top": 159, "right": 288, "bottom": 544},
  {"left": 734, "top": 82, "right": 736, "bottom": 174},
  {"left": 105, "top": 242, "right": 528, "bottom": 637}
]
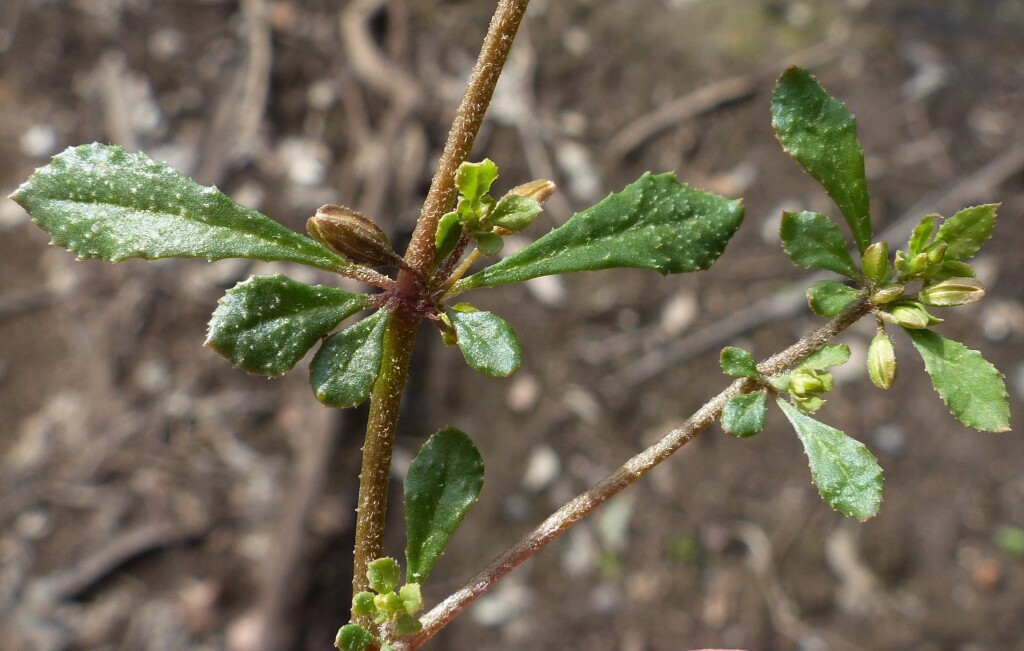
[
  {"left": 779, "top": 211, "right": 861, "bottom": 279},
  {"left": 448, "top": 306, "right": 522, "bottom": 377},
  {"left": 806, "top": 280, "right": 860, "bottom": 318},
  {"left": 12, "top": 144, "right": 349, "bottom": 271},
  {"left": 457, "top": 172, "right": 744, "bottom": 289},
  {"left": 720, "top": 347, "right": 759, "bottom": 379},
  {"left": 404, "top": 427, "right": 484, "bottom": 583},
  {"left": 206, "top": 275, "right": 369, "bottom": 376},
  {"left": 777, "top": 399, "right": 883, "bottom": 521},
  {"left": 721, "top": 391, "right": 767, "bottom": 438},
  {"left": 904, "top": 329, "right": 1010, "bottom": 432},
  {"left": 772, "top": 67, "right": 872, "bottom": 254},
  {"left": 310, "top": 310, "right": 389, "bottom": 408}
]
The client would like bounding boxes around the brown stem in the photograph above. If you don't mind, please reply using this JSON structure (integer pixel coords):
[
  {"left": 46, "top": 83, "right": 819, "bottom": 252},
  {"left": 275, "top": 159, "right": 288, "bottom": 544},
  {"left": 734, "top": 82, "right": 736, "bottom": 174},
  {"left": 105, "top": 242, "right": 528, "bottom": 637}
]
[
  {"left": 403, "top": 0, "right": 531, "bottom": 275},
  {"left": 398, "top": 297, "right": 872, "bottom": 649}
]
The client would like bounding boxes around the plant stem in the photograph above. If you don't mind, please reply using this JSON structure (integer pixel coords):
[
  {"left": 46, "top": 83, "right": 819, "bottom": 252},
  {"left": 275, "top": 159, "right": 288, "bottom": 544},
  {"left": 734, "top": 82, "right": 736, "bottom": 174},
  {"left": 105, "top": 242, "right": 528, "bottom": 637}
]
[
  {"left": 403, "top": 0, "right": 531, "bottom": 275},
  {"left": 398, "top": 297, "right": 872, "bottom": 649}
]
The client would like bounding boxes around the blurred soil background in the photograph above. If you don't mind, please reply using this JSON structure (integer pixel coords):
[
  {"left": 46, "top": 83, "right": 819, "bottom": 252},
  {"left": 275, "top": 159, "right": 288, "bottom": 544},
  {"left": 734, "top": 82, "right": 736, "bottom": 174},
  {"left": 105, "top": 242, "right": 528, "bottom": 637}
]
[{"left": 1, "top": 1, "right": 1023, "bottom": 649}]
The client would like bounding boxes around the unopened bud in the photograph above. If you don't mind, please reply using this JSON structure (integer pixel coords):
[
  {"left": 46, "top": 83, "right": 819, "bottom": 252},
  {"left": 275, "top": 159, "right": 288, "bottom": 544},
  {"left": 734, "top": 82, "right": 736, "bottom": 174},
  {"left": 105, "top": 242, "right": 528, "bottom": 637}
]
[
  {"left": 924, "top": 241, "right": 947, "bottom": 264},
  {"left": 910, "top": 252, "right": 930, "bottom": 273},
  {"left": 885, "top": 301, "right": 939, "bottom": 329},
  {"left": 790, "top": 368, "right": 831, "bottom": 396},
  {"left": 867, "top": 328, "right": 896, "bottom": 389},
  {"left": 508, "top": 179, "right": 557, "bottom": 206},
  {"left": 307, "top": 205, "right": 399, "bottom": 267},
  {"left": 871, "top": 284, "right": 904, "bottom": 304},
  {"left": 861, "top": 241, "right": 889, "bottom": 283},
  {"left": 794, "top": 395, "right": 825, "bottom": 414},
  {"left": 918, "top": 277, "right": 985, "bottom": 307}
]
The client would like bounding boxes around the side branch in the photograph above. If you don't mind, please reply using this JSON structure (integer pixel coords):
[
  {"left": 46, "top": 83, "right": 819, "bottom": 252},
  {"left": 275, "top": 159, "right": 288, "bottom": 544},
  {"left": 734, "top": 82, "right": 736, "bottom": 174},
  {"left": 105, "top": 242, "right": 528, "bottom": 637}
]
[
  {"left": 400, "top": 297, "right": 872, "bottom": 649},
  {"left": 403, "top": 0, "right": 531, "bottom": 275}
]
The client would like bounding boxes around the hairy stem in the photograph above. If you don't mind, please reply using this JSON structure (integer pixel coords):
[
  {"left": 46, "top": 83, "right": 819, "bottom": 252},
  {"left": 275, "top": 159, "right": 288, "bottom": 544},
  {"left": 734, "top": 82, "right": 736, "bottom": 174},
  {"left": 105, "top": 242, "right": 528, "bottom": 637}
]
[
  {"left": 404, "top": 0, "right": 531, "bottom": 275},
  {"left": 399, "top": 297, "right": 872, "bottom": 649}
]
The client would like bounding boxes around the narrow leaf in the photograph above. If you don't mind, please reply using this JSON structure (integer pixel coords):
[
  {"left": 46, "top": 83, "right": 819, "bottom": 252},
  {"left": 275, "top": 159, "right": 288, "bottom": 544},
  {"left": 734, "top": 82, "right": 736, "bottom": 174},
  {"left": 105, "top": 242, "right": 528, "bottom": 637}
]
[
  {"left": 777, "top": 399, "right": 883, "bottom": 521},
  {"left": 904, "top": 329, "right": 1010, "bottom": 432},
  {"left": 310, "top": 310, "right": 389, "bottom": 408},
  {"left": 720, "top": 347, "right": 759, "bottom": 379},
  {"left": 405, "top": 427, "right": 485, "bottom": 583},
  {"left": 801, "top": 344, "right": 851, "bottom": 371},
  {"left": 206, "top": 275, "right": 369, "bottom": 376},
  {"left": 908, "top": 214, "right": 939, "bottom": 257},
  {"left": 780, "top": 211, "right": 861, "bottom": 278},
  {"left": 448, "top": 307, "right": 522, "bottom": 377},
  {"left": 458, "top": 173, "right": 743, "bottom": 289},
  {"left": 807, "top": 280, "right": 860, "bottom": 318},
  {"left": 11, "top": 144, "right": 349, "bottom": 271},
  {"left": 934, "top": 204, "right": 998, "bottom": 261},
  {"left": 772, "top": 67, "right": 872, "bottom": 253},
  {"left": 721, "top": 390, "right": 767, "bottom": 438}
]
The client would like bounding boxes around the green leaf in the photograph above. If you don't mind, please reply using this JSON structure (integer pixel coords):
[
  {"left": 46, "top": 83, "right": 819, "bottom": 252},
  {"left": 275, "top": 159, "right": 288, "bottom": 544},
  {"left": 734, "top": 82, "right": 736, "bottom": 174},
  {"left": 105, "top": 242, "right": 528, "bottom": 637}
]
[
  {"left": 11, "top": 144, "right": 349, "bottom": 271},
  {"left": 801, "top": 344, "right": 851, "bottom": 371},
  {"left": 780, "top": 211, "right": 861, "bottom": 278},
  {"left": 772, "top": 67, "right": 872, "bottom": 253},
  {"left": 448, "top": 306, "right": 522, "bottom": 377},
  {"left": 435, "top": 211, "right": 463, "bottom": 265},
  {"left": 807, "top": 280, "right": 860, "bottom": 318},
  {"left": 394, "top": 612, "right": 423, "bottom": 636},
  {"left": 489, "top": 194, "right": 542, "bottom": 232},
  {"left": 474, "top": 231, "right": 504, "bottom": 256},
  {"left": 367, "top": 557, "right": 401, "bottom": 594},
  {"left": 904, "top": 329, "right": 1010, "bottom": 432},
  {"left": 206, "top": 275, "right": 369, "bottom": 376},
  {"left": 455, "top": 159, "right": 499, "bottom": 204},
  {"left": 908, "top": 214, "right": 939, "bottom": 257},
  {"left": 934, "top": 204, "right": 998, "bottom": 261},
  {"left": 399, "top": 583, "right": 423, "bottom": 614},
  {"left": 404, "top": 427, "right": 485, "bottom": 583},
  {"left": 335, "top": 624, "right": 376, "bottom": 651},
  {"left": 721, "top": 390, "right": 767, "bottom": 438},
  {"left": 457, "top": 172, "right": 743, "bottom": 289},
  {"left": 351, "top": 592, "right": 377, "bottom": 618},
  {"left": 776, "top": 399, "right": 883, "bottom": 521},
  {"left": 720, "top": 347, "right": 759, "bottom": 379},
  {"left": 310, "top": 310, "right": 389, "bottom": 408}
]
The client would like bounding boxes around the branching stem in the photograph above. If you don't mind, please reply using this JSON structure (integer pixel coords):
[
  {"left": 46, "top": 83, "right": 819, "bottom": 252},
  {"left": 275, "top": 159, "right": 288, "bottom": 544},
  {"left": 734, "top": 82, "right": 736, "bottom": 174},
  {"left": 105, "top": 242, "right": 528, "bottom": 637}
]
[{"left": 397, "top": 297, "right": 872, "bottom": 649}]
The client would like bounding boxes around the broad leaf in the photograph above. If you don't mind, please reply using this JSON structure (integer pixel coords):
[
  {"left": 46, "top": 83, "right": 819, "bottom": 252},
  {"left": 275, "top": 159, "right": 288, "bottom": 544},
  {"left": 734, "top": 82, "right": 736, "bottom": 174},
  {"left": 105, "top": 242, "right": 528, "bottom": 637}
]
[
  {"left": 721, "top": 390, "right": 767, "bottom": 438},
  {"left": 457, "top": 173, "right": 743, "bottom": 289},
  {"left": 777, "top": 399, "right": 883, "bottom": 521},
  {"left": 720, "top": 347, "right": 759, "bottom": 379},
  {"left": 405, "top": 427, "right": 484, "bottom": 583},
  {"left": 780, "top": 211, "right": 861, "bottom": 279},
  {"left": 806, "top": 280, "right": 860, "bottom": 318},
  {"left": 489, "top": 195, "right": 542, "bottom": 232},
  {"left": 448, "top": 306, "right": 522, "bottom": 377},
  {"left": 310, "top": 310, "right": 389, "bottom": 408},
  {"left": 11, "top": 144, "right": 349, "bottom": 271},
  {"left": 772, "top": 67, "right": 872, "bottom": 253},
  {"left": 801, "top": 344, "right": 851, "bottom": 371},
  {"left": 206, "top": 275, "right": 369, "bottom": 376},
  {"left": 934, "top": 204, "right": 998, "bottom": 261},
  {"left": 904, "top": 329, "right": 1010, "bottom": 432}
]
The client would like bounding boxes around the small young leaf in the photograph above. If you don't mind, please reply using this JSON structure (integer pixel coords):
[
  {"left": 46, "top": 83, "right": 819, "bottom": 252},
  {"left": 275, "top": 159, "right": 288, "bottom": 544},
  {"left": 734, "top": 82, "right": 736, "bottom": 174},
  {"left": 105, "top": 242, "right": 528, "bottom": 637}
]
[
  {"left": 721, "top": 390, "right": 767, "bottom": 438},
  {"left": 934, "top": 204, "right": 998, "bottom": 261},
  {"left": 435, "top": 211, "right": 463, "bottom": 264},
  {"left": 720, "top": 347, "right": 759, "bottom": 379},
  {"left": 455, "top": 159, "right": 499, "bottom": 204},
  {"left": 904, "top": 329, "right": 1010, "bottom": 432},
  {"left": 336, "top": 624, "right": 376, "bottom": 651},
  {"left": 405, "top": 427, "right": 485, "bottom": 583},
  {"left": 399, "top": 583, "right": 423, "bottom": 614},
  {"left": 457, "top": 173, "right": 743, "bottom": 289},
  {"left": 474, "top": 231, "right": 504, "bottom": 256},
  {"left": 12, "top": 144, "right": 348, "bottom": 271},
  {"left": 806, "top": 280, "right": 860, "bottom": 318},
  {"left": 780, "top": 211, "right": 861, "bottom": 279},
  {"left": 351, "top": 592, "right": 377, "bottom": 618},
  {"left": 310, "top": 310, "right": 389, "bottom": 408},
  {"left": 908, "top": 214, "right": 939, "bottom": 257},
  {"left": 801, "top": 344, "right": 851, "bottom": 371},
  {"left": 489, "top": 194, "right": 542, "bottom": 232},
  {"left": 206, "top": 275, "right": 369, "bottom": 376},
  {"left": 367, "top": 557, "right": 401, "bottom": 594},
  {"left": 448, "top": 306, "right": 522, "bottom": 377},
  {"left": 772, "top": 67, "right": 872, "bottom": 254},
  {"left": 776, "top": 399, "right": 883, "bottom": 521},
  {"left": 394, "top": 612, "right": 423, "bottom": 636}
]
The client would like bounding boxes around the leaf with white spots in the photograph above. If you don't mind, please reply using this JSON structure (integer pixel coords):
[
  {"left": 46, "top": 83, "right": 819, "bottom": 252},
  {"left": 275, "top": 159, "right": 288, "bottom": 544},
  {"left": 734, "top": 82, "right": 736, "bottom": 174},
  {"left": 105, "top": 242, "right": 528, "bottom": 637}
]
[
  {"left": 11, "top": 144, "right": 349, "bottom": 271},
  {"left": 206, "top": 274, "right": 369, "bottom": 376},
  {"left": 310, "top": 310, "right": 389, "bottom": 408},
  {"left": 456, "top": 172, "right": 744, "bottom": 290}
]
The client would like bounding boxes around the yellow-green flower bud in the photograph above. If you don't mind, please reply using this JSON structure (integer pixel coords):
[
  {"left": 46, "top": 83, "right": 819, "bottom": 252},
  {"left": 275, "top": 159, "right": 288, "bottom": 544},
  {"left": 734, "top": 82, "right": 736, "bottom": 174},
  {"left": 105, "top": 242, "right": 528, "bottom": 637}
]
[
  {"left": 924, "top": 241, "right": 947, "bottom": 264},
  {"left": 871, "top": 284, "right": 904, "bottom": 304},
  {"left": 862, "top": 241, "right": 889, "bottom": 283},
  {"left": 910, "top": 252, "right": 929, "bottom": 273},
  {"left": 885, "top": 301, "right": 939, "bottom": 329},
  {"left": 307, "top": 204, "right": 400, "bottom": 268},
  {"left": 373, "top": 591, "right": 402, "bottom": 616},
  {"left": 790, "top": 368, "right": 830, "bottom": 395},
  {"left": 918, "top": 277, "right": 985, "bottom": 307},
  {"left": 794, "top": 395, "right": 825, "bottom": 414},
  {"left": 508, "top": 179, "right": 557, "bottom": 206},
  {"left": 867, "top": 328, "right": 896, "bottom": 389}
]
